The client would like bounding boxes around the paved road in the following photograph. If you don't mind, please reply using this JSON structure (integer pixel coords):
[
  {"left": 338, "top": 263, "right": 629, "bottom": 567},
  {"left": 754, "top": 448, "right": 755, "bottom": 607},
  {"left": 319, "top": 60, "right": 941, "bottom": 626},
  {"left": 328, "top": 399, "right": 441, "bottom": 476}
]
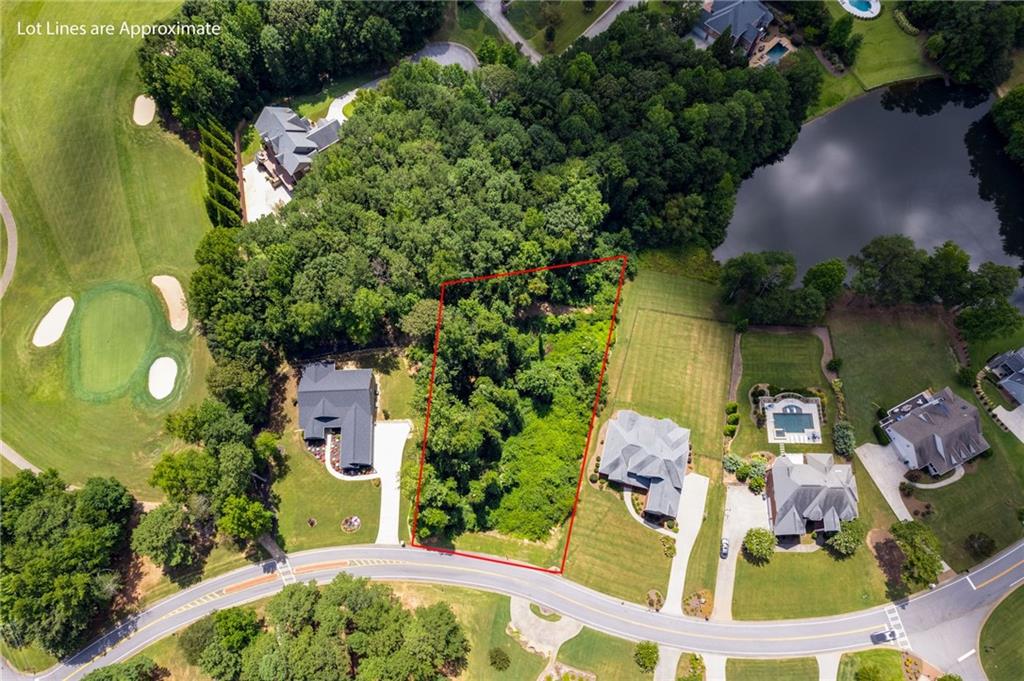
[
  {"left": 0, "top": 192, "right": 17, "bottom": 298},
  {"left": 474, "top": 0, "right": 542, "bottom": 64},
  {"left": 7, "top": 539, "right": 1022, "bottom": 680},
  {"left": 582, "top": 0, "right": 640, "bottom": 39}
]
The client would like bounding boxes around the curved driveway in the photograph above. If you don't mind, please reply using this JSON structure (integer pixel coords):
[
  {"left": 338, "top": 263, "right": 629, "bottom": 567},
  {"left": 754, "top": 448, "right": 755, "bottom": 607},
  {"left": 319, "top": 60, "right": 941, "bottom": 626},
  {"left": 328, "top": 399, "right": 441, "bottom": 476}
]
[{"left": 6, "top": 540, "right": 1022, "bottom": 680}]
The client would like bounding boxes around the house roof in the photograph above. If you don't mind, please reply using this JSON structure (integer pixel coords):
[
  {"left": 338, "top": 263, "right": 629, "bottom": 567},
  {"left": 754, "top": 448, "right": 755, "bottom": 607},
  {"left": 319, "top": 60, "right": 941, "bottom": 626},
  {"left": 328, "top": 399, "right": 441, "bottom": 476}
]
[
  {"left": 297, "top": 362, "right": 374, "bottom": 468},
  {"left": 768, "top": 454, "right": 858, "bottom": 536},
  {"left": 887, "top": 387, "right": 989, "bottom": 475},
  {"left": 598, "top": 410, "right": 689, "bottom": 518},
  {"left": 990, "top": 347, "right": 1024, "bottom": 374},
  {"left": 700, "top": 0, "right": 773, "bottom": 46},
  {"left": 254, "top": 106, "right": 340, "bottom": 177}
]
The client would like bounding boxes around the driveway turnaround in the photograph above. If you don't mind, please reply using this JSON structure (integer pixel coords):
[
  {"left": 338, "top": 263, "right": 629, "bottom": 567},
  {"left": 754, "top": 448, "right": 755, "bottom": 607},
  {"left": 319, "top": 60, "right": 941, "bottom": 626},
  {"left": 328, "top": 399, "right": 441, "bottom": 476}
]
[
  {"left": 855, "top": 443, "right": 912, "bottom": 522},
  {"left": 712, "top": 484, "right": 770, "bottom": 621},
  {"left": 509, "top": 596, "right": 582, "bottom": 658},
  {"left": 9, "top": 538, "right": 1024, "bottom": 680},
  {"left": 410, "top": 41, "right": 479, "bottom": 71},
  {"left": 663, "top": 473, "right": 710, "bottom": 615},
  {"left": 373, "top": 420, "right": 411, "bottom": 545}
]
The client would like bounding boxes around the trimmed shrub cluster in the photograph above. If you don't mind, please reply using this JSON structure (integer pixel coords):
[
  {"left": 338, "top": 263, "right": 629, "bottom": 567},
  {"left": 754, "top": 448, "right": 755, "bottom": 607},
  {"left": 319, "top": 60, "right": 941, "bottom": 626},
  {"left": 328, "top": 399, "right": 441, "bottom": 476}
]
[
  {"left": 893, "top": 9, "right": 920, "bottom": 35},
  {"left": 873, "top": 423, "right": 892, "bottom": 445},
  {"left": 198, "top": 119, "right": 242, "bottom": 228}
]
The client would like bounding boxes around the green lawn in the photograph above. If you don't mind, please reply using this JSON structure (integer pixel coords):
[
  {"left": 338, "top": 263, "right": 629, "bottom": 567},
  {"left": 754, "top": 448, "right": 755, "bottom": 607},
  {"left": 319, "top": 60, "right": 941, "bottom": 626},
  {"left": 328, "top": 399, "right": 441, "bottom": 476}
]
[
  {"left": 981, "top": 585, "right": 1024, "bottom": 681},
  {"left": 432, "top": 0, "right": 506, "bottom": 52},
  {"left": 805, "top": 1, "right": 939, "bottom": 119},
  {"left": 0, "top": 2, "right": 213, "bottom": 499},
  {"left": 140, "top": 541, "right": 264, "bottom": 608},
  {"left": 731, "top": 330, "right": 835, "bottom": 456},
  {"left": 0, "top": 640, "right": 56, "bottom": 675},
  {"left": 837, "top": 649, "right": 903, "bottom": 681},
  {"left": 733, "top": 547, "right": 888, "bottom": 619},
  {"left": 999, "top": 50, "right": 1024, "bottom": 95},
  {"left": 386, "top": 583, "right": 547, "bottom": 681},
  {"left": 134, "top": 633, "right": 208, "bottom": 681},
  {"left": 565, "top": 260, "right": 733, "bottom": 603},
  {"left": 726, "top": 657, "right": 818, "bottom": 681},
  {"left": 557, "top": 628, "right": 649, "bottom": 681},
  {"left": 830, "top": 308, "right": 1024, "bottom": 570},
  {"left": 505, "top": 0, "right": 612, "bottom": 55}
]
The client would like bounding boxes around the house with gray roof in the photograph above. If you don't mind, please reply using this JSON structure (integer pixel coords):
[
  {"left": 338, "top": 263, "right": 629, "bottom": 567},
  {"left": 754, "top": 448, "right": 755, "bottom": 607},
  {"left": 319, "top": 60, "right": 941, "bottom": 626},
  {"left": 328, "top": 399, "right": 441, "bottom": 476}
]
[
  {"left": 987, "top": 347, "right": 1024, "bottom": 405},
  {"left": 254, "top": 106, "right": 340, "bottom": 187},
  {"left": 767, "top": 454, "right": 858, "bottom": 537},
  {"left": 598, "top": 410, "right": 690, "bottom": 519},
  {"left": 297, "top": 362, "right": 375, "bottom": 470},
  {"left": 697, "top": 0, "right": 773, "bottom": 56},
  {"left": 883, "top": 387, "right": 989, "bottom": 476}
]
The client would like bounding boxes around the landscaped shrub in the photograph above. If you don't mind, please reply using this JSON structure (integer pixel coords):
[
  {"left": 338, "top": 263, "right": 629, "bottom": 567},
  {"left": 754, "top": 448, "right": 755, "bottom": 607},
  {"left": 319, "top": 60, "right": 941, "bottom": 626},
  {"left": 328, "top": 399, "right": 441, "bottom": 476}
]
[
  {"left": 489, "top": 647, "right": 511, "bottom": 671},
  {"left": 873, "top": 423, "right": 891, "bottom": 445},
  {"left": 875, "top": 406, "right": 889, "bottom": 420},
  {"left": 747, "top": 475, "right": 765, "bottom": 494},
  {"left": 735, "top": 318, "right": 749, "bottom": 333},
  {"left": 899, "top": 481, "right": 914, "bottom": 497},
  {"left": 726, "top": 413, "right": 740, "bottom": 425},
  {"left": 956, "top": 365, "right": 975, "bottom": 387},
  {"left": 725, "top": 401, "right": 739, "bottom": 414},
  {"left": 588, "top": 473, "right": 598, "bottom": 484},
  {"left": 893, "top": 9, "right": 920, "bottom": 36},
  {"left": 826, "top": 518, "right": 867, "bottom": 557},
  {"left": 679, "top": 653, "right": 706, "bottom": 681},
  {"left": 723, "top": 452, "right": 742, "bottom": 473},
  {"left": 661, "top": 535, "right": 676, "bottom": 558},
  {"left": 833, "top": 421, "right": 856, "bottom": 457},
  {"left": 742, "top": 528, "right": 775, "bottom": 564},
  {"left": 826, "top": 357, "right": 843, "bottom": 373},
  {"left": 965, "top": 532, "right": 996, "bottom": 559},
  {"left": 724, "top": 424, "right": 737, "bottom": 437},
  {"left": 633, "top": 641, "right": 659, "bottom": 673},
  {"left": 855, "top": 664, "right": 885, "bottom": 681},
  {"left": 891, "top": 520, "right": 943, "bottom": 588},
  {"left": 735, "top": 463, "right": 752, "bottom": 482},
  {"left": 906, "top": 470, "right": 921, "bottom": 483}
]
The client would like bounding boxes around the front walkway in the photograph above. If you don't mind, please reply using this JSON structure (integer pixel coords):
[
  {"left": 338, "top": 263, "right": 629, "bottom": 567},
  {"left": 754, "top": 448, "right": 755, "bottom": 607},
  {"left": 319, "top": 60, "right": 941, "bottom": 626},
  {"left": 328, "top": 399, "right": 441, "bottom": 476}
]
[
  {"left": 855, "top": 443, "right": 912, "bottom": 522},
  {"left": 712, "top": 485, "right": 770, "bottom": 621},
  {"left": 373, "top": 420, "right": 412, "bottom": 545},
  {"left": 654, "top": 646, "right": 682, "bottom": 681},
  {"left": 910, "top": 465, "right": 964, "bottom": 489},
  {"left": 663, "top": 473, "right": 710, "bottom": 616}
]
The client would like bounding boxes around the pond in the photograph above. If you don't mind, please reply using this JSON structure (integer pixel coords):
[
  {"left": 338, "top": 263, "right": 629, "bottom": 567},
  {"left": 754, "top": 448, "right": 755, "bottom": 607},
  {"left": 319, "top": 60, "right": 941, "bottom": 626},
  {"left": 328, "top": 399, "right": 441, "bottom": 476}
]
[{"left": 716, "top": 80, "right": 1024, "bottom": 304}]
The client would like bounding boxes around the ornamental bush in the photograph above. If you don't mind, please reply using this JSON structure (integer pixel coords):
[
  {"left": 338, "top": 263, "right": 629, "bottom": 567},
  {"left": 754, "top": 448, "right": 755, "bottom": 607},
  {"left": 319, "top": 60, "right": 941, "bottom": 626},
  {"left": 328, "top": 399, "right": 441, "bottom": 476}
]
[
  {"left": 826, "top": 518, "right": 867, "bottom": 556},
  {"left": 833, "top": 421, "right": 856, "bottom": 457},
  {"left": 743, "top": 528, "right": 775, "bottom": 564},
  {"left": 725, "top": 401, "right": 739, "bottom": 414},
  {"left": 893, "top": 9, "right": 920, "bottom": 36},
  {"left": 633, "top": 641, "right": 659, "bottom": 673},
  {"left": 489, "top": 647, "right": 511, "bottom": 671},
  {"left": 735, "top": 463, "right": 752, "bottom": 482},
  {"left": 726, "top": 413, "right": 740, "bottom": 425},
  {"left": 826, "top": 357, "right": 843, "bottom": 372},
  {"left": 723, "top": 452, "right": 742, "bottom": 473},
  {"left": 747, "top": 475, "right": 765, "bottom": 494},
  {"left": 724, "top": 424, "right": 737, "bottom": 437}
]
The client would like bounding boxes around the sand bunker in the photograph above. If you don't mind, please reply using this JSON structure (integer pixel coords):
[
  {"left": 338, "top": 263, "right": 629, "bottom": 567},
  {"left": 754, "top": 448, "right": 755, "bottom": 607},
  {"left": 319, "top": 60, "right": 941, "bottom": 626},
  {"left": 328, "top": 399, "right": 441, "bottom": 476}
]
[
  {"left": 151, "top": 275, "right": 188, "bottom": 331},
  {"left": 148, "top": 356, "right": 178, "bottom": 399},
  {"left": 132, "top": 95, "right": 156, "bottom": 126},
  {"left": 32, "top": 296, "right": 74, "bottom": 347}
]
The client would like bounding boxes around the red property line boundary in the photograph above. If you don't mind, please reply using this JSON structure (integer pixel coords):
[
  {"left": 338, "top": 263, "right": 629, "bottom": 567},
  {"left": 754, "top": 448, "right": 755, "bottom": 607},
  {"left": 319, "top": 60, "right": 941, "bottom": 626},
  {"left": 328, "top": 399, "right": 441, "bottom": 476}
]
[{"left": 410, "top": 254, "right": 629, "bottom": 574}]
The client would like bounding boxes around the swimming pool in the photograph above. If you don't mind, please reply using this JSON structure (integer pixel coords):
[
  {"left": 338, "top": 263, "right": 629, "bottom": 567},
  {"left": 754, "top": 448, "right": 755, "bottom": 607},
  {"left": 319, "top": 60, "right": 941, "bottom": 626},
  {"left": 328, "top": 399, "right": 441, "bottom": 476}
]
[
  {"left": 772, "top": 412, "right": 814, "bottom": 433},
  {"left": 766, "top": 42, "right": 790, "bottom": 64},
  {"left": 849, "top": 0, "right": 872, "bottom": 11}
]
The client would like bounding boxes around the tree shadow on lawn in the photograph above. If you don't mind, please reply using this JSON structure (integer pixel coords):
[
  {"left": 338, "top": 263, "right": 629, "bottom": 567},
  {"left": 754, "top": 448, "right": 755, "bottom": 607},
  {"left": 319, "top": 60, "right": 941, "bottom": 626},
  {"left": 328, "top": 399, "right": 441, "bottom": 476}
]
[{"left": 871, "top": 533, "right": 910, "bottom": 601}]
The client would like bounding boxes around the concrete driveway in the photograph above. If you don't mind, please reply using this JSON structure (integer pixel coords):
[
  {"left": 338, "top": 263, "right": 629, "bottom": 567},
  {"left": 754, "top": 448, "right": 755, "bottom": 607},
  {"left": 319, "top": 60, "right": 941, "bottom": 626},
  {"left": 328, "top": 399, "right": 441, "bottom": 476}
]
[
  {"left": 663, "top": 473, "right": 710, "bottom": 615},
  {"left": 242, "top": 161, "right": 290, "bottom": 221},
  {"left": 855, "top": 443, "right": 912, "bottom": 522},
  {"left": 373, "top": 420, "right": 411, "bottom": 545},
  {"left": 994, "top": 404, "right": 1024, "bottom": 443},
  {"left": 712, "top": 484, "right": 770, "bottom": 621}
]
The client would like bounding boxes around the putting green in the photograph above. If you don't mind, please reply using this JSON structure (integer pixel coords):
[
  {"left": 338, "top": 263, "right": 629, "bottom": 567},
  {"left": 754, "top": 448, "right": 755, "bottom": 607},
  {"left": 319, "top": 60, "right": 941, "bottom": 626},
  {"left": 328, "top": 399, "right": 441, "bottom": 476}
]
[{"left": 71, "top": 284, "right": 157, "bottom": 399}]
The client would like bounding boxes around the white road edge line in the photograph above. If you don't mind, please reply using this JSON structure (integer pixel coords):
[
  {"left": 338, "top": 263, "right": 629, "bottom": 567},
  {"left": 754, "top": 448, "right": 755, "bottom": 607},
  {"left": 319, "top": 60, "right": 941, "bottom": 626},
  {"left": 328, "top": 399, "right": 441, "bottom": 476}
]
[{"left": 957, "top": 649, "right": 976, "bottom": 662}]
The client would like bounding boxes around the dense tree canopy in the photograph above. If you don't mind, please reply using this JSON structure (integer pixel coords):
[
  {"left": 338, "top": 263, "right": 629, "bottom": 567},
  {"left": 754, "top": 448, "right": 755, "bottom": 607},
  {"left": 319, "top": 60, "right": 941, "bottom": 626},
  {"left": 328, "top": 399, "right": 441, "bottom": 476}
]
[
  {"left": 992, "top": 85, "right": 1024, "bottom": 170},
  {"left": 138, "top": 0, "right": 445, "bottom": 128},
  {"left": 904, "top": 0, "right": 1024, "bottom": 90},
  {"left": 0, "top": 470, "right": 134, "bottom": 656},
  {"left": 180, "top": 575, "right": 468, "bottom": 681}
]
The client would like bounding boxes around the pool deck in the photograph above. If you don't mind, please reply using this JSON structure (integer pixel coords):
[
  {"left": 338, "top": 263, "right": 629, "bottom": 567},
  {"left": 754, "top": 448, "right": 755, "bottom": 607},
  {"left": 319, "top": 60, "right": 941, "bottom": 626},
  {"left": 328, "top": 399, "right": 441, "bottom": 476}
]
[
  {"left": 762, "top": 396, "right": 823, "bottom": 445},
  {"left": 750, "top": 35, "right": 794, "bottom": 68}
]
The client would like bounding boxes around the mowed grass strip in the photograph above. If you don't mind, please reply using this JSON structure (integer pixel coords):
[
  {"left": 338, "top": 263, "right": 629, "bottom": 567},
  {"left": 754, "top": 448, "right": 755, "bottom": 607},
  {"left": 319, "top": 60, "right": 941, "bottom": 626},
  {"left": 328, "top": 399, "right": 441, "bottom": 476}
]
[
  {"left": 837, "top": 649, "right": 903, "bottom": 681},
  {"left": 981, "top": 585, "right": 1024, "bottom": 681},
  {"left": 733, "top": 547, "right": 888, "bottom": 619},
  {"left": 726, "top": 657, "right": 819, "bottom": 681},
  {"left": 0, "top": 1, "right": 211, "bottom": 496},
  {"left": 830, "top": 309, "right": 1024, "bottom": 569},
  {"left": 567, "top": 265, "right": 733, "bottom": 602},
  {"left": 557, "top": 628, "right": 650, "bottom": 681}
]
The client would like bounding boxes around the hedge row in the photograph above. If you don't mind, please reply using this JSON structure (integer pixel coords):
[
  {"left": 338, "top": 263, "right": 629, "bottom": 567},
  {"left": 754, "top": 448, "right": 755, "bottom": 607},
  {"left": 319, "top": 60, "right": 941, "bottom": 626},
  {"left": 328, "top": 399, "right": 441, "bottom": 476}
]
[
  {"left": 893, "top": 9, "right": 920, "bottom": 36},
  {"left": 198, "top": 119, "right": 242, "bottom": 228}
]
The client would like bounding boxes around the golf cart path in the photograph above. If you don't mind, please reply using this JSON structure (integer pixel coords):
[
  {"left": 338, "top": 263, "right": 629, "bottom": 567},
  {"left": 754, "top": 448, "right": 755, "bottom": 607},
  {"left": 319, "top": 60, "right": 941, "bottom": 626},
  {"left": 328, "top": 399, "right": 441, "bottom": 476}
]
[{"left": 1, "top": 192, "right": 17, "bottom": 298}]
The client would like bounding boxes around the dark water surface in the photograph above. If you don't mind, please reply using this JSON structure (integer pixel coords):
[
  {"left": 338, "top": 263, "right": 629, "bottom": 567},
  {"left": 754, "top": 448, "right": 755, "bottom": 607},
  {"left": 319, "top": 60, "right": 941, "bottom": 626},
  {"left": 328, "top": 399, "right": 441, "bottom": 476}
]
[{"left": 716, "top": 81, "right": 1024, "bottom": 303}]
